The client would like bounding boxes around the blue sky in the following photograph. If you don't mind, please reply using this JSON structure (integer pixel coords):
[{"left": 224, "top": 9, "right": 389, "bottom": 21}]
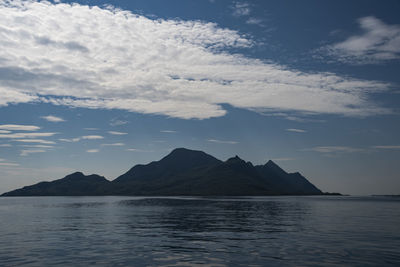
[{"left": 0, "top": 0, "right": 399, "bottom": 195}]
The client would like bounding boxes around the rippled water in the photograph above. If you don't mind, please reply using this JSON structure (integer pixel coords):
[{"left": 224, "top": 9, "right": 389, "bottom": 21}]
[{"left": 0, "top": 196, "right": 399, "bottom": 266}]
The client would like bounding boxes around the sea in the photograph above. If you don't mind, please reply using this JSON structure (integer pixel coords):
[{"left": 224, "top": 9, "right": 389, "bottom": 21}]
[{"left": 0, "top": 196, "right": 399, "bottom": 266}]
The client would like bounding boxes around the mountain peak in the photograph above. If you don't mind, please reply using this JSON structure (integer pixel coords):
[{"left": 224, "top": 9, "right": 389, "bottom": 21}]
[
  {"left": 163, "top": 147, "right": 219, "bottom": 162},
  {"left": 168, "top": 147, "right": 201, "bottom": 156},
  {"left": 226, "top": 155, "right": 245, "bottom": 163},
  {"left": 264, "top": 159, "right": 288, "bottom": 175},
  {"left": 65, "top": 172, "right": 85, "bottom": 178}
]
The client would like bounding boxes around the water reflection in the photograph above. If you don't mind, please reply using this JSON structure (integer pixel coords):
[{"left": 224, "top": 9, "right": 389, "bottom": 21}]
[{"left": 0, "top": 196, "right": 399, "bottom": 266}]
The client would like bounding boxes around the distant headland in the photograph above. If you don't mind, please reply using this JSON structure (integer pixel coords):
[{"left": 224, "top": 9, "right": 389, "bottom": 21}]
[{"left": 1, "top": 148, "right": 338, "bottom": 197}]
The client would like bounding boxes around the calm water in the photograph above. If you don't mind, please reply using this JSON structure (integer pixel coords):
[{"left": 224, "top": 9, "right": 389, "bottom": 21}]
[{"left": 0, "top": 196, "right": 399, "bottom": 266}]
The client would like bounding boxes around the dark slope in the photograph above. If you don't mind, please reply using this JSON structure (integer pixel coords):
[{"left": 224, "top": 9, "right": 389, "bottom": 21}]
[
  {"left": 2, "top": 148, "right": 323, "bottom": 196},
  {"left": 2, "top": 172, "right": 111, "bottom": 196},
  {"left": 110, "top": 150, "right": 321, "bottom": 196},
  {"left": 255, "top": 160, "right": 322, "bottom": 194},
  {"left": 114, "top": 148, "right": 221, "bottom": 183}
]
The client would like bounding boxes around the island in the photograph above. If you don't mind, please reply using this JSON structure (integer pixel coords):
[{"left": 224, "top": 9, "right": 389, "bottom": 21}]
[{"left": 2, "top": 148, "right": 328, "bottom": 196}]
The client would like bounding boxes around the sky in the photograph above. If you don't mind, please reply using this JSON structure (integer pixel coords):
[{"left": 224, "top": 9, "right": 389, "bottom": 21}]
[{"left": 0, "top": 0, "right": 399, "bottom": 195}]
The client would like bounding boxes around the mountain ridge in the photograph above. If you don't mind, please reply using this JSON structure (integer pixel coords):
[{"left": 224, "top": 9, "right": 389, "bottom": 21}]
[{"left": 2, "top": 148, "right": 325, "bottom": 196}]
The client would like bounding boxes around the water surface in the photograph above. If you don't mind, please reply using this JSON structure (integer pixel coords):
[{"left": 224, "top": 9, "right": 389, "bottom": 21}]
[{"left": 0, "top": 196, "right": 399, "bottom": 266}]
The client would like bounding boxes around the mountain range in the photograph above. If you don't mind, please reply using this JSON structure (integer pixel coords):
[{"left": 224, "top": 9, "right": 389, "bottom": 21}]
[{"left": 2, "top": 148, "right": 324, "bottom": 196}]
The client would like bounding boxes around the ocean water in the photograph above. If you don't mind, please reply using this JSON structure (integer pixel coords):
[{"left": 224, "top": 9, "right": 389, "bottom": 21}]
[{"left": 0, "top": 196, "right": 399, "bottom": 266}]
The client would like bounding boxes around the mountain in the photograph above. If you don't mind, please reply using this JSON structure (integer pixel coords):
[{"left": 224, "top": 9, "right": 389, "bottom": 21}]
[
  {"left": 2, "top": 172, "right": 110, "bottom": 196},
  {"left": 255, "top": 160, "right": 322, "bottom": 194},
  {"left": 1, "top": 148, "right": 324, "bottom": 196}
]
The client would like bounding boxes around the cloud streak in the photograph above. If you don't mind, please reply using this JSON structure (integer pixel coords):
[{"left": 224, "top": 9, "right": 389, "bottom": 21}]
[
  {"left": 0, "top": 132, "right": 57, "bottom": 139},
  {"left": 101, "top": 143, "right": 124, "bottom": 146},
  {"left": 372, "top": 145, "right": 400, "bottom": 150},
  {"left": 0, "top": 124, "right": 40, "bottom": 131},
  {"left": 41, "top": 115, "right": 65, "bottom": 122},
  {"left": 14, "top": 139, "right": 55, "bottom": 144},
  {"left": 108, "top": 131, "right": 128, "bottom": 135},
  {"left": 207, "top": 139, "right": 238, "bottom": 144},
  {"left": 20, "top": 149, "right": 46, "bottom": 156},
  {"left": 323, "top": 16, "right": 400, "bottom": 64},
  {"left": 0, "top": 1, "right": 392, "bottom": 119},
  {"left": 286, "top": 128, "right": 306, "bottom": 133},
  {"left": 307, "top": 146, "right": 364, "bottom": 153}
]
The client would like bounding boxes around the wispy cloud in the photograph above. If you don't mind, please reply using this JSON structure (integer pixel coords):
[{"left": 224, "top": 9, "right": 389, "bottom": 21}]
[
  {"left": 207, "top": 139, "right": 238, "bottom": 144},
  {"left": 108, "top": 131, "right": 128, "bottom": 135},
  {"left": 59, "top": 135, "right": 104, "bottom": 142},
  {"left": 110, "top": 119, "right": 128, "bottom": 126},
  {"left": 246, "top": 17, "right": 263, "bottom": 26},
  {"left": 20, "top": 149, "right": 46, "bottom": 156},
  {"left": 0, "top": 124, "right": 40, "bottom": 131},
  {"left": 101, "top": 143, "right": 124, "bottom": 146},
  {"left": 231, "top": 2, "right": 251, "bottom": 17},
  {"left": 41, "top": 115, "right": 65, "bottom": 122},
  {"left": 0, "top": 162, "right": 19, "bottom": 166},
  {"left": 286, "top": 128, "right": 307, "bottom": 133},
  {"left": 59, "top": 138, "right": 81, "bottom": 142},
  {"left": 307, "top": 146, "right": 364, "bottom": 153},
  {"left": 86, "top": 149, "right": 99, "bottom": 153},
  {"left": 160, "top": 130, "right": 178, "bottom": 133},
  {"left": 84, "top": 128, "right": 99, "bottom": 130},
  {"left": 15, "top": 139, "right": 55, "bottom": 144},
  {"left": 0, "top": 1, "right": 392, "bottom": 119},
  {"left": 321, "top": 16, "right": 400, "bottom": 64},
  {"left": 0, "top": 132, "right": 57, "bottom": 139},
  {"left": 372, "top": 145, "right": 400, "bottom": 150},
  {"left": 0, "top": 130, "right": 11, "bottom": 134},
  {"left": 81, "top": 135, "right": 104, "bottom": 140},
  {"left": 126, "top": 148, "right": 153, "bottom": 152},
  {"left": 19, "top": 144, "right": 54, "bottom": 148},
  {"left": 0, "top": 143, "right": 12, "bottom": 147}
]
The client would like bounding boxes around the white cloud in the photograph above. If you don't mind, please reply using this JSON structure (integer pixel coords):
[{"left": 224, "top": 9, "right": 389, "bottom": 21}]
[
  {"left": 19, "top": 144, "right": 53, "bottom": 148},
  {"left": 59, "top": 138, "right": 80, "bottom": 142},
  {"left": 160, "top": 130, "right": 177, "bottom": 133},
  {"left": 108, "top": 131, "right": 128, "bottom": 135},
  {"left": 86, "top": 149, "right": 99, "bottom": 153},
  {"left": 41, "top": 115, "right": 65, "bottom": 122},
  {"left": 0, "top": 130, "right": 11, "bottom": 134},
  {"left": 286, "top": 128, "right": 307, "bottom": 133},
  {"left": 0, "top": 124, "right": 40, "bottom": 131},
  {"left": 246, "top": 17, "right": 263, "bottom": 25},
  {"left": 59, "top": 135, "right": 103, "bottom": 142},
  {"left": 20, "top": 149, "right": 46, "bottom": 156},
  {"left": 207, "top": 139, "right": 238, "bottom": 144},
  {"left": 307, "top": 146, "right": 364, "bottom": 153},
  {"left": 84, "top": 128, "right": 99, "bottom": 130},
  {"left": 0, "top": 1, "right": 392, "bottom": 119},
  {"left": 126, "top": 148, "right": 153, "bottom": 152},
  {"left": 0, "top": 132, "right": 57, "bottom": 139},
  {"left": 232, "top": 2, "right": 251, "bottom": 17},
  {"left": 0, "top": 162, "right": 19, "bottom": 166},
  {"left": 372, "top": 145, "right": 400, "bottom": 150},
  {"left": 81, "top": 135, "right": 104, "bottom": 140},
  {"left": 101, "top": 143, "right": 124, "bottom": 146},
  {"left": 109, "top": 119, "right": 129, "bottom": 126},
  {"left": 324, "top": 16, "right": 400, "bottom": 64},
  {"left": 0, "top": 143, "right": 12, "bottom": 147},
  {"left": 14, "top": 139, "right": 55, "bottom": 144}
]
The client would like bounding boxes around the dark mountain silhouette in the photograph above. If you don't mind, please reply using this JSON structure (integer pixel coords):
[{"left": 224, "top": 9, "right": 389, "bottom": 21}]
[
  {"left": 2, "top": 172, "right": 110, "bottom": 196},
  {"left": 2, "top": 148, "right": 324, "bottom": 196}
]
